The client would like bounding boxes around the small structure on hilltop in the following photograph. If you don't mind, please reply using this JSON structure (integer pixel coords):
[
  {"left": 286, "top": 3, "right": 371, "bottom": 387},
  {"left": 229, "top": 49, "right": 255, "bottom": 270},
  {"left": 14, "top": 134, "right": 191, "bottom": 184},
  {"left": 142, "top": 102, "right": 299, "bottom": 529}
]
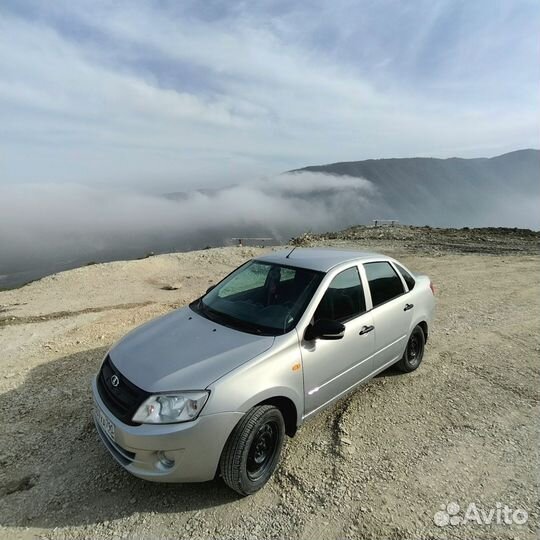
[
  {"left": 231, "top": 237, "right": 274, "bottom": 247},
  {"left": 372, "top": 219, "right": 399, "bottom": 227}
]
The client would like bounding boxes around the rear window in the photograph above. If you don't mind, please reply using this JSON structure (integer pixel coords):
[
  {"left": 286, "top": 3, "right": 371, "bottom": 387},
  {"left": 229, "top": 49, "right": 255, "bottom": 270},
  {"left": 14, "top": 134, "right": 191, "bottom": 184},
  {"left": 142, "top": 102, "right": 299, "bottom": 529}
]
[
  {"left": 364, "top": 262, "right": 405, "bottom": 307},
  {"left": 395, "top": 263, "right": 415, "bottom": 290}
]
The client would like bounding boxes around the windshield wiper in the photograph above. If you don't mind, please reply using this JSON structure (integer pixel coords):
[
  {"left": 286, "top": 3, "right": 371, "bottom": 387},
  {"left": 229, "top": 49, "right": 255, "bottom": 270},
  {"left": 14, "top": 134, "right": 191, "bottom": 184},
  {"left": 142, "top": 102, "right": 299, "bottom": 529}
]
[
  {"left": 225, "top": 316, "right": 264, "bottom": 335},
  {"left": 210, "top": 308, "right": 264, "bottom": 334},
  {"left": 196, "top": 300, "right": 268, "bottom": 335},
  {"left": 195, "top": 299, "right": 221, "bottom": 324},
  {"left": 191, "top": 299, "right": 276, "bottom": 335}
]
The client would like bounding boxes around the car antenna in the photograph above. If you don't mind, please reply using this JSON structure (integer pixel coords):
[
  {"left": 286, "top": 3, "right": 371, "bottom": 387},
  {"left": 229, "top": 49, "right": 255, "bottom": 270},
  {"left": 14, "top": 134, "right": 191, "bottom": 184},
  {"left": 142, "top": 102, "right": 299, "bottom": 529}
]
[{"left": 285, "top": 246, "right": 296, "bottom": 259}]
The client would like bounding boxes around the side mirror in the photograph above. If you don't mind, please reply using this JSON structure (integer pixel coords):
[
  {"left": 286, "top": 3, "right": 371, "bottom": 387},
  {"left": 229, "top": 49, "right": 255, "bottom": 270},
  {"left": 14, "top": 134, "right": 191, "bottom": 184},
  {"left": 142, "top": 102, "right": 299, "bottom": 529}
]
[
  {"left": 206, "top": 285, "right": 215, "bottom": 294},
  {"left": 304, "top": 319, "right": 345, "bottom": 341}
]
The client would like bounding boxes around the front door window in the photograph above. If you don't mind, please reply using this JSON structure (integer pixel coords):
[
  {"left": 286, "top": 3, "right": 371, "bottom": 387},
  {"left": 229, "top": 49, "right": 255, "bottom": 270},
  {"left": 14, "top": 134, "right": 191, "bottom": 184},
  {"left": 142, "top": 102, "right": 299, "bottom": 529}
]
[{"left": 313, "top": 266, "right": 366, "bottom": 323}]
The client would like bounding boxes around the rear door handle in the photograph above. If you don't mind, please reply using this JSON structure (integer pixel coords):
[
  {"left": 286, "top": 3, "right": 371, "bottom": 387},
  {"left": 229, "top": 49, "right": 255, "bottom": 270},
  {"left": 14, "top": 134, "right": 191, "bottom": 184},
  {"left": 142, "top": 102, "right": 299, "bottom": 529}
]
[
  {"left": 359, "top": 325, "right": 374, "bottom": 335},
  {"left": 404, "top": 303, "right": 414, "bottom": 311}
]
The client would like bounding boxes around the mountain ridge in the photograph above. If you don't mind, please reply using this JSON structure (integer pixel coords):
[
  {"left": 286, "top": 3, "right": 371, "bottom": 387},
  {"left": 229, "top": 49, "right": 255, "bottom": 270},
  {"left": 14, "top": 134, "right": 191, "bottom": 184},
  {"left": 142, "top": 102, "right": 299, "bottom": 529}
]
[
  {"left": 288, "top": 148, "right": 539, "bottom": 171},
  {"left": 287, "top": 148, "right": 539, "bottom": 230}
]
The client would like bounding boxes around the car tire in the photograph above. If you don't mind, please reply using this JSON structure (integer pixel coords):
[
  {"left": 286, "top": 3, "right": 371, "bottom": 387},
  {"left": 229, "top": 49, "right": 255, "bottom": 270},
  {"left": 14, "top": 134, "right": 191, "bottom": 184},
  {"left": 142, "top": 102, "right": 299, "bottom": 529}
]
[
  {"left": 396, "top": 325, "right": 425, "bottom": 373},
  {"left": 220, "top": 405, "right": 285, "bottom": 496}
]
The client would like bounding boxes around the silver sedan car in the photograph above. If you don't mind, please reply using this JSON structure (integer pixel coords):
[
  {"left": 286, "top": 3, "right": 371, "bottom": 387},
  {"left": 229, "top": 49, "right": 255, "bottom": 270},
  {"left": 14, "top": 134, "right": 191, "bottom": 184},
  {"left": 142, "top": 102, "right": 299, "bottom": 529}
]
[{"left": 92, "top": 248, "right": 435, "bottom": 495}]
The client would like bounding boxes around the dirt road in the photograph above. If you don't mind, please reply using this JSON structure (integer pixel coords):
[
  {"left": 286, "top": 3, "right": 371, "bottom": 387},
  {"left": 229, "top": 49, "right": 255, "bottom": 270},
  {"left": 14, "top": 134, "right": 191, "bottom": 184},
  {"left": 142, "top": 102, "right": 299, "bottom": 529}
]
[{"left": 0, "top": 234, "right": 538, "bottom": 539}]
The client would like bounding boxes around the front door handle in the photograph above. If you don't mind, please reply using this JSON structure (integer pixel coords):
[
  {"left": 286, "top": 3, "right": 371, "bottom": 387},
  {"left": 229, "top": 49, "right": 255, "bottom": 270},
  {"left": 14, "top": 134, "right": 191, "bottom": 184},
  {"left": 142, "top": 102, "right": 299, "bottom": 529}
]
[
  {"left": 359, "top": 325, "right": 374, "bottom": 335},
  {"left": 404, "top": 303, "right": 414, "bottom": 311}
]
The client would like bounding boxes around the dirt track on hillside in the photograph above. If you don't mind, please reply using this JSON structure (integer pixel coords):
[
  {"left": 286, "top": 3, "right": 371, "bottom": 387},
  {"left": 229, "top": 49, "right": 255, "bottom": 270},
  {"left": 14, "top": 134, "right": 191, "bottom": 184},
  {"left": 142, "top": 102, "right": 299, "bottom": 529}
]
[{"left": 0, "top": 233, "right": 538, "bottom": 539}]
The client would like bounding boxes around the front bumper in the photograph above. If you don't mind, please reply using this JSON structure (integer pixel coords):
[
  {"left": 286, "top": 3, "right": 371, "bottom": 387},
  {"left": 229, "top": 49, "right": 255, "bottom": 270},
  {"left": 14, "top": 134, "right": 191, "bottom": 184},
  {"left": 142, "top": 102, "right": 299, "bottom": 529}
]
[{"left": 91, "top": 377, "right": 243, "bottom": 482}]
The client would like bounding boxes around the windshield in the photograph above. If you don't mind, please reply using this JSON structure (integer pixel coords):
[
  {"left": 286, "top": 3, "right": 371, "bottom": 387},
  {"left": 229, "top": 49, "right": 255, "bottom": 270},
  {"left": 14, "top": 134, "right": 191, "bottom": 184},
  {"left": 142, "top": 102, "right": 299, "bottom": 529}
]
[{"left": 191, "top": 260, "right": 324, "bottom": 335}]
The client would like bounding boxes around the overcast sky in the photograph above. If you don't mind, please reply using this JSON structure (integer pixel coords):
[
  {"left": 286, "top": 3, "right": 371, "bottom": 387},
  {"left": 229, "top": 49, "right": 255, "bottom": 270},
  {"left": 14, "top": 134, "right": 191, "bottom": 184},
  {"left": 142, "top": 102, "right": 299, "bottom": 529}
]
[{"left": 1, "top": 0, "right": 538, "bottom": 192}]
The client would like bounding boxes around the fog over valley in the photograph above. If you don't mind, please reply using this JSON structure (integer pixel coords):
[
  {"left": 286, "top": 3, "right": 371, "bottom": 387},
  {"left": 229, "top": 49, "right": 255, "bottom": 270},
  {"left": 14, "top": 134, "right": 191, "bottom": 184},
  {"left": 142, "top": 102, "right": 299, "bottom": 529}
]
[{"left": 1, "top": 149, "right": 538, "bottom": 288}]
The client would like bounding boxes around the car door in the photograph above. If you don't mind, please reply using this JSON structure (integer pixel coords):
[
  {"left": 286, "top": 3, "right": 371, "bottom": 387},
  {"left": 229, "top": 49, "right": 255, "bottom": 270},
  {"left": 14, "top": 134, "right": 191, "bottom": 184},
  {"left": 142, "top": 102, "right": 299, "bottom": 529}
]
[
  {"left": 363, "top": 261, "right": 413, "bottom": 371},
  {"left": 300, "top": 265, "right": 375, "bottom": 417}
]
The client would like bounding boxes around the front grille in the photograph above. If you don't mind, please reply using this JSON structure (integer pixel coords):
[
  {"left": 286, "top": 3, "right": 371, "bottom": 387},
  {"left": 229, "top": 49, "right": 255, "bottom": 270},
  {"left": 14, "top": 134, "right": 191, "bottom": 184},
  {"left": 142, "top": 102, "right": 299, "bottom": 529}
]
[{"left": 97, "top": 355, "right": 150, "bottom": 426}]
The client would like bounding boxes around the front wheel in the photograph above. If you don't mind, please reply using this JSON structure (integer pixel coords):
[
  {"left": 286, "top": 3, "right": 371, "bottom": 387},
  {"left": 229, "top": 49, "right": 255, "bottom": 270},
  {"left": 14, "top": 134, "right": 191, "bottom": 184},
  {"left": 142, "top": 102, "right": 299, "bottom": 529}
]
[
  {"left": 220, "top": 405, "right": 285, "bottom": 496},
  {"left": 396, "top": 325, "right": 425, "bottom": 373}
]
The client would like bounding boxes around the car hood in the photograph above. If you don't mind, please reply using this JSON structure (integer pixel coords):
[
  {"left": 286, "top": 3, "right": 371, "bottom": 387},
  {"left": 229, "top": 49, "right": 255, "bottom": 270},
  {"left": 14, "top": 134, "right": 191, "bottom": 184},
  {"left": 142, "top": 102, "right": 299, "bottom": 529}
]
[{"left": 109, "top": 307, "right": 274, "bottom": 393}]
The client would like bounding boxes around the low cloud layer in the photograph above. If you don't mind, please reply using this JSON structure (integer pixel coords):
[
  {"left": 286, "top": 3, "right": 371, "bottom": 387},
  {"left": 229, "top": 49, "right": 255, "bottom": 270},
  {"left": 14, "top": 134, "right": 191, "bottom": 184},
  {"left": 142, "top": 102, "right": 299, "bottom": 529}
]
[
  {"left": 0, "top": 173, "right": 381, "bottom": 279},
  {"left": 2, "top": 164, "right": 537, "bottom": 286}
]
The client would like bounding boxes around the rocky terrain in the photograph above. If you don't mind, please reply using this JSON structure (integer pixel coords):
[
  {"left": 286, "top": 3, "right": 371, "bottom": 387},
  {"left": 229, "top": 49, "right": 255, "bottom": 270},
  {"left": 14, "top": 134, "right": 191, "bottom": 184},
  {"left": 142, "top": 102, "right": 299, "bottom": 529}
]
[
  {"left": 292, "top": 224, "right": 540, "bottom": 256},
  {"left": 0, "top": 226, "right": 538, "bottom": 539}
]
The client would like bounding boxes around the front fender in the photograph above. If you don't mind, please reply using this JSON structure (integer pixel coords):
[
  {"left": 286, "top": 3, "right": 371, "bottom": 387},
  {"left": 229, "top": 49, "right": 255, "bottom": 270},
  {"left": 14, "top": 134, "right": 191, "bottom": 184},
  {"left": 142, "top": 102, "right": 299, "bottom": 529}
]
[
  {"left": 202, "top": 332, "right": 304, "bottom": 427},
  {"left": 235, "top": 386, "right": 303, "bottom": 426}
]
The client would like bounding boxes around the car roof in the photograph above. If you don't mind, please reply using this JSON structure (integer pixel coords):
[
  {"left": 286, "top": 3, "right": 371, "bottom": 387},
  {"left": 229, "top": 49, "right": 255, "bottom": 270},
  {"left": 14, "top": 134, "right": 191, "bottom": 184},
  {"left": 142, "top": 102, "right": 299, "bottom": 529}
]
[{"left": 255, "top": 247, "right": 388, "bottom": 273}]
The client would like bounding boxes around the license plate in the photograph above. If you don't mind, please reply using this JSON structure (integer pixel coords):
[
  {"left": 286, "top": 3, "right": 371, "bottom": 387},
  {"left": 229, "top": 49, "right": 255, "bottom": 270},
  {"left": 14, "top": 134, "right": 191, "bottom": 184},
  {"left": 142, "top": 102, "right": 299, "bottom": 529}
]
[{"left": 94, "top": 405, "right": 116, "bottom": 442}]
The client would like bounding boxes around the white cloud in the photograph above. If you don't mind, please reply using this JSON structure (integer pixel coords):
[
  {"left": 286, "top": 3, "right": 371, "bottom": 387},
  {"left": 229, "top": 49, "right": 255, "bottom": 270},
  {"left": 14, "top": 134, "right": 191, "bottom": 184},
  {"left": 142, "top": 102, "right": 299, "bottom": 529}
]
[
  {"left": 0, "top": 1, "right": 538, "bottom": 192},
  {"left": 0, "top": 173, "right": 380, "bottom": 271}
]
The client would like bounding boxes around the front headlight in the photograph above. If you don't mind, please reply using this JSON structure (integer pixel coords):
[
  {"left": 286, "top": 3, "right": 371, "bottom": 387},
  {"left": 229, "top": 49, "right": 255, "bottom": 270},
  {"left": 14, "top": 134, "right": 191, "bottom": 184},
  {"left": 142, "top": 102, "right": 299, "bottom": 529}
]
[{"left": 132, "top": 391, "right": 209, "bottom": 424}]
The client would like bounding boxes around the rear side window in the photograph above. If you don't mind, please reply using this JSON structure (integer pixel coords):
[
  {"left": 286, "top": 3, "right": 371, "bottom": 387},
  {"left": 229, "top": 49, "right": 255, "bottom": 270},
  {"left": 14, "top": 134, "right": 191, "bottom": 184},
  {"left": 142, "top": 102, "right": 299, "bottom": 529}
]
[
  {"left": 364, "top": 262, "right": 405, "bottom": 307},
  {"left": 314, "top": 267, "right": 366, "bottom": 323},
  {"left": 395, "top": 263, "right": 415, "bottom": 290}
]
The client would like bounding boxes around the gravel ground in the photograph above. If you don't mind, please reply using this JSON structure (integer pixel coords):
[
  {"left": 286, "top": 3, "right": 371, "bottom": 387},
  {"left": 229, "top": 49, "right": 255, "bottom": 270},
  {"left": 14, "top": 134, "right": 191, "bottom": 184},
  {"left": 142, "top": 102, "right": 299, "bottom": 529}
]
[{"left": 0, "top": 228, "right": 538, "bottom": 539}]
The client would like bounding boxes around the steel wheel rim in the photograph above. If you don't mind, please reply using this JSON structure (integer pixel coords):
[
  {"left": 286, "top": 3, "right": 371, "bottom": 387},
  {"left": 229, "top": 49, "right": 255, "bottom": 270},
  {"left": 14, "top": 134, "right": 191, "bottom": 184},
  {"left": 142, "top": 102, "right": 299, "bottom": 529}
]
[
  {"left": 407, "top": 332, "right": 422, "bottom": 366},
  {"left": 247, "top": 421, "right": 279, "bottom": 481}
]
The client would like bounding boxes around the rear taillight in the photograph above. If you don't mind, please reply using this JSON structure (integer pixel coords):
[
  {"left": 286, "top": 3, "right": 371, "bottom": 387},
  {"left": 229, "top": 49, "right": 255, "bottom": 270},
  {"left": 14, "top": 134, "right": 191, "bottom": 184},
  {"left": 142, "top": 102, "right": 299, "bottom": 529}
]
[{"left": 429, "top": 281, "right": 435, "bottom": 295}]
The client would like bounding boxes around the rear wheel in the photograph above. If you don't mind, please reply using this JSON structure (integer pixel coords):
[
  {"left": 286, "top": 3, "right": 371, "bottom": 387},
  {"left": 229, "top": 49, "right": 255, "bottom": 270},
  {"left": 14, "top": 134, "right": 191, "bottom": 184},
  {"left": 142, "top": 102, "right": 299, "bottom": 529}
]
[
  {"left": 396, "top": 325, "right": 425, "bottom": 372},
  {"left": 220, "top": 405, "right": 285, "bottom": 496}
]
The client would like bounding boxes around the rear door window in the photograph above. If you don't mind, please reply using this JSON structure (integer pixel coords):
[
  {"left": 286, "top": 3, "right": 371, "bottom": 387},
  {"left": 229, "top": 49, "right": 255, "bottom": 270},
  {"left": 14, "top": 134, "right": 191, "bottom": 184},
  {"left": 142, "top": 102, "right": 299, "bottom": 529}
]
[{"left": 364, "top": 262, "right": 405, "bottom": 307}]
